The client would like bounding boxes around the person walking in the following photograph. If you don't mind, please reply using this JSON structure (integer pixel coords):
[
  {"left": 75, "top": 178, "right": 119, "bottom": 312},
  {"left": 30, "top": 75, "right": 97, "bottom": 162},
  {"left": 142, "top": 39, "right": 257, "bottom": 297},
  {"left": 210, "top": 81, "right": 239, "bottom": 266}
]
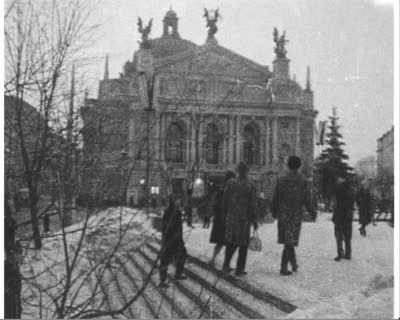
[
  {"left": 43, "top": 213, "right": 50, "bottom": 235},
  {"left": 198, "top": 193, "right": 211, "bottom": 228},
  {"left": 272, "top": 156, "right": 315, "bottom": 276},
  {"left": 222, "top": 162, "right": 258, "bottom": 276},
  {"left": 159, "top": 195, "right": 187, "bottom": 288},
  {"left": 209, "top": 171, "right": 236, "bottom": 267},
  {"left": 356, "top": 181, "right": 373, "bottom": 237},
  {"left": 332, "top": 174, "right": 355, "bottom": 261},
  {"left": 184, "top": 189, "right": 193, "bottom": 228}
]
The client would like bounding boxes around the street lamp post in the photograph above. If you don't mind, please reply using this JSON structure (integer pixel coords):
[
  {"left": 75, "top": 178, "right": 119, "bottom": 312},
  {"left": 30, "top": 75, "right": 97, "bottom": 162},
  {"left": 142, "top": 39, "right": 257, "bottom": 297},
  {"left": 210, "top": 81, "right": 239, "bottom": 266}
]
[{"left": 145, "top": 106, "right": 152, "bottom": 217}]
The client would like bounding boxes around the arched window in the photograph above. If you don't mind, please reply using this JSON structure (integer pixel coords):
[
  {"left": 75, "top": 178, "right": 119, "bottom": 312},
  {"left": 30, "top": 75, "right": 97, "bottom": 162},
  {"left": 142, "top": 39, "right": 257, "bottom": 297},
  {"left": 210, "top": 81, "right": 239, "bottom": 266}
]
[
  {"left": 243, "top": 124, "right": 260, "bottom": 165},
  {"left": 166, "top": 122, "right": 186, "bottom": 163},
  {"left": 204, "top": 123, "right": 222, "bottom": 164}
]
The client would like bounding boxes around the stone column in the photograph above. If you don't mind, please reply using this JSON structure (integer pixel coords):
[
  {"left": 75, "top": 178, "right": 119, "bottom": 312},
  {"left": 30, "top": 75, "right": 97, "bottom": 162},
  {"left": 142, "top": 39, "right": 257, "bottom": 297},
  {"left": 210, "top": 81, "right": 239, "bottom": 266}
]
[
  {"left": 223, "top": 117, "right": 229, "bottom": 165},
  {"left": 295, "top": 117, "right": 301, "bottom": 155},
  {"left": 186, "top": 119, "right": 191, "bottom": 164},
  {"left": 128, "top": 111, "right": 135, "bottom": 159},
  {"left": 272, "top": 117, "right": 278, "bottom": 163},
  {"left": 159, "top": 114, "right": 165, "bottom": 161},
  {"left": 198, "top": 116, "right": 204, "bottom": 163},
  {"left": 265, "top": 117, "right": 270, "bottom": 165},
  {"left": 159, "top": 113, "right": 164, "bottom": 161},
  {"left": 222, "top": 124, "right": 226, "bottom": 164},
  {"left": 155, "top": 113, "right": 160, "bottom": 160},
  {"left": 228, "top": 116, "right": 234, "bottom": 164},
  {"left": 190, "top": 117, "right": 196, "bottom": 164},
  {"left": 235, "top": 115, "right": 241, "bottom": 163}
]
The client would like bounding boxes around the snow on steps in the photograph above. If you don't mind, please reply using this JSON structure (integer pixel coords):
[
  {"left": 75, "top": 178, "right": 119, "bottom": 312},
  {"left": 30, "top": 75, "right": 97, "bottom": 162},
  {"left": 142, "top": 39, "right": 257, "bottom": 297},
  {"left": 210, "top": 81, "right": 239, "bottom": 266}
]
[
  {"left": 150, "top": 236, "right": 297, "bottom": 313},
  {"left": 114, "top": 256, "right": 160, "bottom": 319},
  {"left": 121, "top": 253, "right": 188, "bottom": 318},
  {"left": 137, "top": 246, "right": 243, "bottom": 319},
  {"left": 142, "top": 240, "right": 287, "bottom": 318}
]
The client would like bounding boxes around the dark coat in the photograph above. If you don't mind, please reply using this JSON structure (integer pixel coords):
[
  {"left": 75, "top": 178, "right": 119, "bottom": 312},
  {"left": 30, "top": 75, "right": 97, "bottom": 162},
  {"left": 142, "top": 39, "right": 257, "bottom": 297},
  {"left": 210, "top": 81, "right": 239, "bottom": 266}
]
[
  {"left": 197, "top": 195, "right": 212, "bottom": 218},
  {"left": 161, "top": 205, "right": 186, "bottom": 259},
  {"left": 223, "top": 178, "right": 257, "bottom": 246},
  {"left": 272, "top": 171, "right": 315, "bottom": 247},
  {"left": 356, "top": 187, "right": 373, "bottom": 225},
  {"left": 210, "top": 189, "right": 225, "bottom": 244},
  {"left": 332, "top": 181, "right": 355, "bottom": 226}
]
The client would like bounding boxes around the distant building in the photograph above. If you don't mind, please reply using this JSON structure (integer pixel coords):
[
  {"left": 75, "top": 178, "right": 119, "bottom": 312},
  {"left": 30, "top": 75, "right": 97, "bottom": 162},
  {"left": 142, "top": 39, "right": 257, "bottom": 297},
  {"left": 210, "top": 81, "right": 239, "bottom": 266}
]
[
  {"left": 5, "top": 96, "right": 42, "bottom": 193},
  {"left": 4, "top": 95, "right": 72, "bottom": 205},
  {"left": 81, "top": 10, "right": 317, "bottom": 204},
  {"left": 376, "top": 126, "right": 394, "bottom": 198}
]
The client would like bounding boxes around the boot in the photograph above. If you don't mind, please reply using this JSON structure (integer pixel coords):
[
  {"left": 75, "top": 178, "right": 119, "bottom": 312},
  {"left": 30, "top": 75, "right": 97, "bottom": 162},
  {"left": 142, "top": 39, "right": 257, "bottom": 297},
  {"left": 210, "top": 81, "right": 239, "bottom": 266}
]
[
  {"left": 291, "top": 255, "right": 298, "bottom": 272},
  {"left": 344, "top": 240, "right": 351, "bottom": 260},
  {"left": 280, "top": 247, "right": 291, "bottom": 275},
  {"left": 280, "top": 270, "right": 292, "bottom": 276},
  {"left": 288, "top": 246, "right": 298, "bottom": 272},
  {"left": 335, "top": 240, "right": 344, "bottom": 261}
]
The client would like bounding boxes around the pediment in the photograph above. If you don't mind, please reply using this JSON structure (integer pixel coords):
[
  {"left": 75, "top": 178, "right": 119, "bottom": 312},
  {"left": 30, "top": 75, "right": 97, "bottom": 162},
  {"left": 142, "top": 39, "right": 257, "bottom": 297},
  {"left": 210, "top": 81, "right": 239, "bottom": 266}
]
[{"left": 155, "top": 43, "right": 271, "bottom": 80}]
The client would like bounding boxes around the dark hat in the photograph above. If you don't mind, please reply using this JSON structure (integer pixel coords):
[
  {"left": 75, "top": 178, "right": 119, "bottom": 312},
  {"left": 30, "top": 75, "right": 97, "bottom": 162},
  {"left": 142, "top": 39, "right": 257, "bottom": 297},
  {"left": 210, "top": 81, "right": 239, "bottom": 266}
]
[
  {"left": 225, "top": 170, "right": 236, "bottom": 181},
  {"left": 287, "top": 156, "right": 302, "bottom": 170},
  {"left": 237, "top": 161, "right": 249, "bottom": 174}
]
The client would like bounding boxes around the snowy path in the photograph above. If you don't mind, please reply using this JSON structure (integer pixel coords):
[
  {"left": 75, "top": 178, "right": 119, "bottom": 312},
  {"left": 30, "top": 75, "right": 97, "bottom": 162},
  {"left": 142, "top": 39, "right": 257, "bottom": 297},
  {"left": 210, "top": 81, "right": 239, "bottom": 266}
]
[
  {"left": 181, "top": 211, "right": 394, "bottom": 319},
  {"left": 20, "top": 208, "right": 393, "bottom": 319}
]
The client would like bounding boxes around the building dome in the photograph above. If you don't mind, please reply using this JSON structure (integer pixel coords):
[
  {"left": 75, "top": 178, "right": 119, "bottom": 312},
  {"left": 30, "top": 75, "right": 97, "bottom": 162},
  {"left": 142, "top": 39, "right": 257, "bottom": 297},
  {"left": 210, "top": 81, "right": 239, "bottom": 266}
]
[
  {"left": 164, "top": 9, "right": 177, "bottom": 19},
  {"left": 148, "top": 37, "right": 197, "bottom": 59},
  {"left": 162, "top": 8, "right": 179, "bottom": 37},
  {"left": 269, "top": 77, "right": 303, "bottom": 99}
]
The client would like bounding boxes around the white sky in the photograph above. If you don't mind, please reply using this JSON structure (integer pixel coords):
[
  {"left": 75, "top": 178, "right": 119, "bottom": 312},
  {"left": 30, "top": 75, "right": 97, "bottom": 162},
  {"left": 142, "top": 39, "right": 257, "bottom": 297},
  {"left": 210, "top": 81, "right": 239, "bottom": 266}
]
[{"left": 82, "top": 0, "right": 394, "bottom": 165}]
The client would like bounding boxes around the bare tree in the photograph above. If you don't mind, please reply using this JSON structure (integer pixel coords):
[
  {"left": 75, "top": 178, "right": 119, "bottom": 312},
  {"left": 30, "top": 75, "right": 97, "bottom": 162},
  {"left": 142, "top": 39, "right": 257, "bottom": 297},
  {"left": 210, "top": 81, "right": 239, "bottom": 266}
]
[{"left": 4, "top": 0, "right": 99, "bottom": 248}]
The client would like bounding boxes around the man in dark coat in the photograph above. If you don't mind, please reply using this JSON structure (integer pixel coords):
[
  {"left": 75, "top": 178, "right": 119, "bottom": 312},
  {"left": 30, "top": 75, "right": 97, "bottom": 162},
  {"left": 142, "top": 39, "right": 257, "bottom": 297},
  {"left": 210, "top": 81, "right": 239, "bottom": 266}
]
[
  {"left": 159, "top": 195, "right": 187, "bottom": 288},
  {"left": 332, "top": 175, "right": 355, "bottom": 261},
  {"left": 356, "top": 181, "right": 373, "bottom": 237},
  {"left": 272, "top": 156, "right": 315, "bottom": 276},
  {"left": 222, "top": 162, "right": 258, "bottom": 276},
  {"left": 209, "top": 171, "right": 236, "bottom": 266}
]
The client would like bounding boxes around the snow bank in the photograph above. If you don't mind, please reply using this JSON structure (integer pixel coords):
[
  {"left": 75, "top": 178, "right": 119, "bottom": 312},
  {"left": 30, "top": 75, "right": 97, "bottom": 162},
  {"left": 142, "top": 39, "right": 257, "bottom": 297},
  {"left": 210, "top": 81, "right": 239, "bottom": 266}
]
[
  {"left": 287, "top": 274, "right": 394, "bottom": 319},
  {"left": 21, "top": 207, "right": 150, "bottom": 318}
]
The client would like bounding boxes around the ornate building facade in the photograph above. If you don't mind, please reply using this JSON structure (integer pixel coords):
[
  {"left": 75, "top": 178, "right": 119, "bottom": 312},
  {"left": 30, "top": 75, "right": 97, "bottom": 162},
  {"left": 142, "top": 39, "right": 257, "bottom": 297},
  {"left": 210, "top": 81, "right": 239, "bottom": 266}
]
[
  {"left": 81, "top": 9, "right": 317, "bottom": 204},
  {"left": 376, "top": 126, "right": 394, "bottom": 199}
]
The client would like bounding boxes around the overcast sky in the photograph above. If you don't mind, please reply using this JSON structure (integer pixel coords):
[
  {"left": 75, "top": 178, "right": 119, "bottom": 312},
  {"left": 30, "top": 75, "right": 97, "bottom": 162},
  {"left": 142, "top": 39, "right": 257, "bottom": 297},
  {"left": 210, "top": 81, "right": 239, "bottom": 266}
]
[{"left": 84, "top": 0, "right": 394, "bottom": 165}]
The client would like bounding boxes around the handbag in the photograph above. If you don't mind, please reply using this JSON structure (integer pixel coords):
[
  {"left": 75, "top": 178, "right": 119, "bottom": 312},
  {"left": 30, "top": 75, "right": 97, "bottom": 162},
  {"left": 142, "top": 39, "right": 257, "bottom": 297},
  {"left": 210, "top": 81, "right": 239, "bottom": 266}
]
[{"left": 249, "top": 230, "right": 262, "bottom": 252}]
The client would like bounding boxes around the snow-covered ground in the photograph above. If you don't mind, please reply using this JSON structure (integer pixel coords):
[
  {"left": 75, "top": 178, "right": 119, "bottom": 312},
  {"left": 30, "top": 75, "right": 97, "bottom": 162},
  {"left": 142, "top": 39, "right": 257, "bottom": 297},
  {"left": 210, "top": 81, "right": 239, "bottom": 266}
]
[
  {"left": 20, "top": 207, "right": 393, "bottom": 319},
  {"left": 181, "top": 211, "right": 394, "bottom": 319}
]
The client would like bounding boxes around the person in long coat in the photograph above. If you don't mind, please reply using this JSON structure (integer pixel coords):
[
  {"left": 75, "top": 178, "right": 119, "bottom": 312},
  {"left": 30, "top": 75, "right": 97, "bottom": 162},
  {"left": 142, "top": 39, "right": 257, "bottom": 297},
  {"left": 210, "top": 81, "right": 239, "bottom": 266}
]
[
  {"left": 332, "top": 175, "right": 355, "bottom": 261},
  {"left": 198, "top": 193, "right": 212, "bottom": 228},
  {"left": 209, "top": 171, "right": 236, "bottom": 266},
  {"left": 159, "top": 195, "right": 187, "bottom": 288},
  {"left": 222, "top": 162, "right": 258, "bottom": 276},
  {"left": 356, "top": 181, "right": 373, "bottom": 237},
  {"left": 272, "top": 156, "right": 315, "bottom": 276}
]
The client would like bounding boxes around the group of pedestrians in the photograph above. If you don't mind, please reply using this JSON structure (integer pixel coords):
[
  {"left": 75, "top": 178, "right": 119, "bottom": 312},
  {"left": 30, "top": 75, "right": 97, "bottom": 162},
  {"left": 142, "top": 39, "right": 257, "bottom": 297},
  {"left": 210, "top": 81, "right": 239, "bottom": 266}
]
[{"left": 157, "top": 155, "right": 377, "bottom": 287}]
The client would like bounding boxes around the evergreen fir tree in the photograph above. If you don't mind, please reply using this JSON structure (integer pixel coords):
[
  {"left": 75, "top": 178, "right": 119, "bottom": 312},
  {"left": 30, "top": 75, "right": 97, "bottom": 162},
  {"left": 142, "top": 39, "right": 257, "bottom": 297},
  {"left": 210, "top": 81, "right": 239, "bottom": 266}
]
[{"left": 316, "top": 107, "right": 353, "bottom": 207}]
